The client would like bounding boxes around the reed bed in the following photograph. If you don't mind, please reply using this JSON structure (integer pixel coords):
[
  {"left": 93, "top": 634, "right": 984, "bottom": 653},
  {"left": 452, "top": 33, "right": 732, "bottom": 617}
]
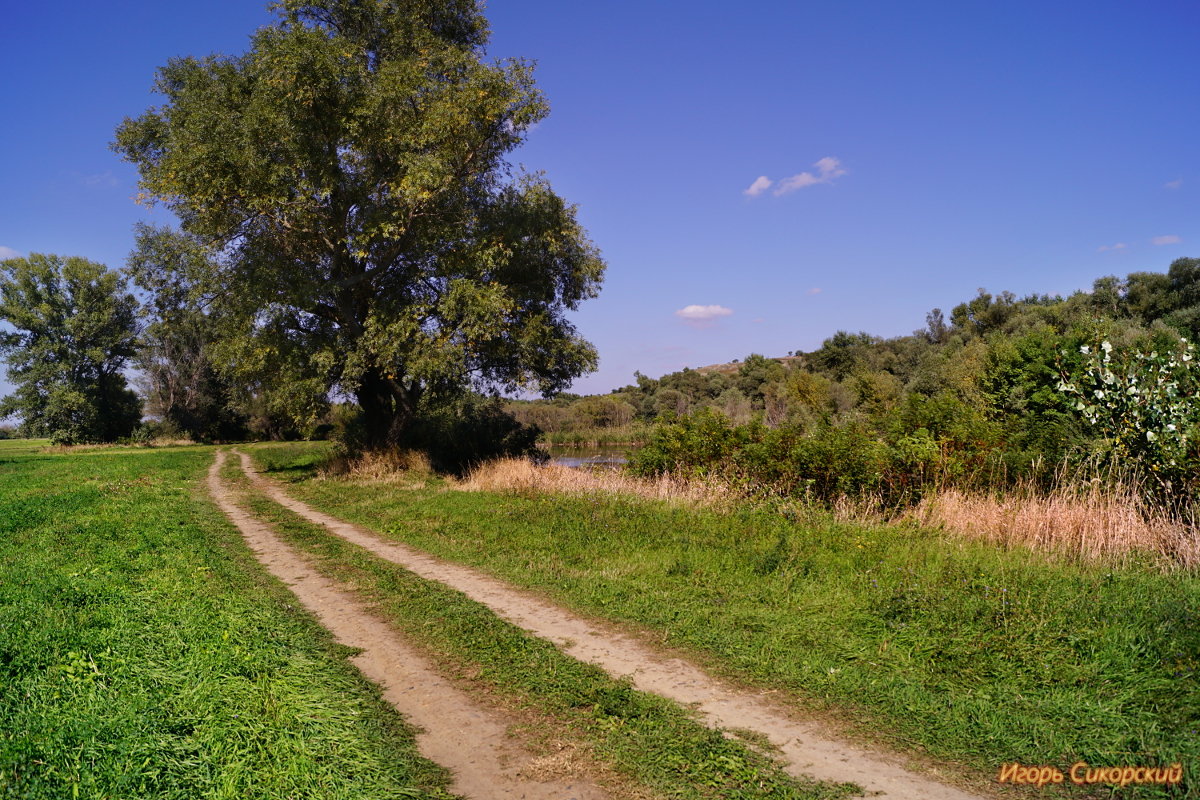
[
  {"left": 906, "top": 482, "right": 1200, "bottom": 569},
  {"left": 458, "top": 456, "right": 732, "bottom": 507}
]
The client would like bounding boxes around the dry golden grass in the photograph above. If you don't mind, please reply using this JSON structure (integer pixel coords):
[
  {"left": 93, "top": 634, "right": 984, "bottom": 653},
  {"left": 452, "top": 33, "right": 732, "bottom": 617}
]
[
  {"left": 457, "top": 457, "right": 732, "bottom": 507},
  {"left": 42, "top": 443, "right": 120, "bottom": 453},
  {"left": 151, "top": 437, "right": 199, "bottom": 447},
  {"left": 41, "top": 436, "right": 198, "bottom": 453},
  {"left": 322, "top": 448, "right": 433, "bottom": 484},
  {"left": 906, "top": 483, "right": 1200, "bottom": 569}
]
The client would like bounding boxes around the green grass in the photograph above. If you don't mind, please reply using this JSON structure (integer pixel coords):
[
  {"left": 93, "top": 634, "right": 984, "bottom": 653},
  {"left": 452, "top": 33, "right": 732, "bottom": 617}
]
[
  {"left": 249, "top": 440, "right": 1200, "bottom": 797},
  {"left": 0, "top": 439, "right": 452, "bottom": 799},
  {"left": 224, "top": 453, "right": 857, "bottom": 800},
  {"left": 250, "top": 439, "right": 338, "bottom": 475}
]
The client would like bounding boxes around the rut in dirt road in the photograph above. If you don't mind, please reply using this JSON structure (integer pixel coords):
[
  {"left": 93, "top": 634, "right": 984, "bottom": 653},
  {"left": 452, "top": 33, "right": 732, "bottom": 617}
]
[
  {"left": 234, "top": 449, "right": 990, "bottom": 800},
  {"left": 208, "top": 450, "right": 610, "bottom": 800}
]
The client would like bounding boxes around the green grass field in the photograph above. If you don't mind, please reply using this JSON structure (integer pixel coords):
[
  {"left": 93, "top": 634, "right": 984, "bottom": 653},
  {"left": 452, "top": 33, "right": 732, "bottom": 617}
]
[
  {"left": 0, "top": 439, "right": 452, "bottom": 799},
  {"left": 6, "top": 434, "right": 1196, "bottom": 798},
  {"left": 250, "top": 441, "right": 1200, "bottom": 797}
]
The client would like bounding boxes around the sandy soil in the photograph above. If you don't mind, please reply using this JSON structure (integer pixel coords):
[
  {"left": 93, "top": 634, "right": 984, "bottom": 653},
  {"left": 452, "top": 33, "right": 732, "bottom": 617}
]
[
  {"left": 207, "top": 450, "right": 610, "bottom": 800},
  {"left": 234, "top": 450, "right": 991, "bottom": 800}
]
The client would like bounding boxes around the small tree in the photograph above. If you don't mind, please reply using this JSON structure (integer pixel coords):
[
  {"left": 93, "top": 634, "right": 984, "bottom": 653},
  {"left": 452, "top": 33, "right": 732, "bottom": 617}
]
[{"left": 0, "top": 254, "right": 141, "bottom": 443}]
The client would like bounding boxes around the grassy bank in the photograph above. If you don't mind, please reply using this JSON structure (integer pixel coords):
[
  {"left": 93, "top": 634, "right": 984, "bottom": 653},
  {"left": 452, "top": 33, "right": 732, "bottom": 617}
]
[
  {"left": 251, "top": 441, "right": 1200, "bottom": 796},
  {"left": 223, "top": 454, "right": 856, "bottom": 800},
  {"left": 0, "top": 439, "right": 452, "bottom": 799}
]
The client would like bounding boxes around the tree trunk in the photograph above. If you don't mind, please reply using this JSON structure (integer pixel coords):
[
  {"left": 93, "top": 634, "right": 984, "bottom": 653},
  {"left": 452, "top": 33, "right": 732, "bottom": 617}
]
[{"left": 355, "top": 367, "right": 413, "bottom": 449}]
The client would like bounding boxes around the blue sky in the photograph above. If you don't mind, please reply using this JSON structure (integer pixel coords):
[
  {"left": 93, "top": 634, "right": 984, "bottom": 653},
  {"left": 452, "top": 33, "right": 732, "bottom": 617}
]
[{"left": 2, "top": 0, "right": 1197, "bottom": 400}]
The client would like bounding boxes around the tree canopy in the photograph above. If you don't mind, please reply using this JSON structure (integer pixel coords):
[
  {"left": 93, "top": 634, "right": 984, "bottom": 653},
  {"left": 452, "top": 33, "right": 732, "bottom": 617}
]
[
  {"left": 114, "top": 0, "right": 604, "bottom": 447},
  {"left": 127, "top": 224, "right": 248, "bottom": 442},
  {"left": 0, "top": 254, "right": 141, "bottom": 443}
]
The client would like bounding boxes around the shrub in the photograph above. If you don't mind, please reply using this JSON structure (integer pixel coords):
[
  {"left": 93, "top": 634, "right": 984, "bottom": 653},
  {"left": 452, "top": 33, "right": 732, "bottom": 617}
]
[{"left": 1058, "top": 336, "right": 1200, "bottom": 505}]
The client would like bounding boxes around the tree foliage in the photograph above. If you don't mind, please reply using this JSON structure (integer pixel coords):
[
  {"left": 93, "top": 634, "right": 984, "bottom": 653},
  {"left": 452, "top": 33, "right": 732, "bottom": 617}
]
[
  {"left": 0, "top": 254, "right": 141, "bottom": 444},
  {"left": 127, "top": 224, "right": 249, "bottom": 442},
  {"left": 113, "top": 0, "right": 604, "bottom": 447},
  {"left": 524, "top": 256, "right": 1200, "bottom": 509}
]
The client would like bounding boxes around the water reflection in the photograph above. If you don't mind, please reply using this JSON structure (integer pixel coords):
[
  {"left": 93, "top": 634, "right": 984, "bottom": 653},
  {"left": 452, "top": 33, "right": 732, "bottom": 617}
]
[{"left": 544, "top": 445, "right": 629, "bottom": 468}]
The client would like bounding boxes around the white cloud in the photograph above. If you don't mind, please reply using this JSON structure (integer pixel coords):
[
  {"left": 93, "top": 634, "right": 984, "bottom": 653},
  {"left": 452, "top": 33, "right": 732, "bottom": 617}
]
[
  {"left": 774, "top": 157, "right": 846, "bottom": 196},
  {"left": 0, "top": 246, "right": 20, "bottom": 260},
  {"left": 675, "top": 304, "right": 733, "bottom": 327},
  {"left": 743, "top": 176, "right": 773, "bottom": 197},
  {"left": 1097, "top": 242, "right": 1128, "bottom": 253},
  {"left": 1152, "top": 235, "right": 1182, "bottom": 246},
  {"left": 1165, "top": 178, "right": 1183, "bottom": 190},
  {"left": 744, "top": 157, "right": 847, "bottom": 199},
  {"left": 806, "top": 287, "right": 823, "bottom": 295}
]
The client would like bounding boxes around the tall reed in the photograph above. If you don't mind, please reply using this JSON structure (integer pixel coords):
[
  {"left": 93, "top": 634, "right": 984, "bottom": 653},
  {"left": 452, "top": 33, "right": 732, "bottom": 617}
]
[
  {"left": 905, "top": 480, "right": 1199, "bottom": 569},
  {"left": 458, "top": 457, "right": 731, "bottom": 507}
]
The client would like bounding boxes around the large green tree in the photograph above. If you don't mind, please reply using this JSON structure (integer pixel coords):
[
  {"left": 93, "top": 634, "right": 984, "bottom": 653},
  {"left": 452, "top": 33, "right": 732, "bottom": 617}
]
[
  {"left": 114, "top": 0, "right": 604, "bottom": 447},
  {"left": 0, "top": 254, "right": 141, "bottom": 443}
]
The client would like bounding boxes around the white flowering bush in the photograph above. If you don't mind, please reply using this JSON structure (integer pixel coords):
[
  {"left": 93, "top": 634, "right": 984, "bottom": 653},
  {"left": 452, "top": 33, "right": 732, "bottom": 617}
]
[{"left": 1057, "top": 337, "right": 1199, "bottom": 501}]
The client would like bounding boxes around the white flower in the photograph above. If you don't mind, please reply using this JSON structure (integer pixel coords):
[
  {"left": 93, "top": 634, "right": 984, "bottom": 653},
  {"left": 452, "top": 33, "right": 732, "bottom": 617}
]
[
  {"left": 1101, "top": 341, "right": 1113, "bottom": 353},
  {"left": 1080, "top": 345, "right": 1091, "bottom": 355}
]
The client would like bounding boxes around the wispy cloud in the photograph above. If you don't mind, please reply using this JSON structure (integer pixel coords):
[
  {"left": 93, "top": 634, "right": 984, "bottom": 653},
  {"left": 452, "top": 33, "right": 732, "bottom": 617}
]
[
  {"left": 675, "top": 304, "right": 733, "bottom": 328},
  {"left": 743, "top": 176, "right": 773, "bottom": 197},
  {"left": 81, "top": 171, "right": 119, "bottom": 188},
  {"left": 0, "top": 246, "right": 20, "bottom": 260},
  {"left": 1165, "top": 178, "right": 1183, "bottom": 190},
  {"left": 806, "top": 287, "right": 823, "bottom": 295},
  {"left": 1097, "top": 242, "right": 1128, "bottom": 253},
  {"left": 744, "top": 157, "right": 847, "bottom": 199},
  {"left": 1152, "top": 235, "right": 1182, "bottom": 246},
  {"left": 775, "top": 157, "right": 846, "bottom": 196}
]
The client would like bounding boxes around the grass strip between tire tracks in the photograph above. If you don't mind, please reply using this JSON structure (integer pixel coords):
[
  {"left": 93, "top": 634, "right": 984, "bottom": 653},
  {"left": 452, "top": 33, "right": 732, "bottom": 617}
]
[{"left": 222, "top": 453, "right": 860, "bottom": 800}]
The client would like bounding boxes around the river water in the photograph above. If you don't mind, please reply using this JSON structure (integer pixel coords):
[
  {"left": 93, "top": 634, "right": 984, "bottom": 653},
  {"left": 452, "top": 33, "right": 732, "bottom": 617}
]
[{"left": 543, "top": 445, "right": 630, "bottom": 468}]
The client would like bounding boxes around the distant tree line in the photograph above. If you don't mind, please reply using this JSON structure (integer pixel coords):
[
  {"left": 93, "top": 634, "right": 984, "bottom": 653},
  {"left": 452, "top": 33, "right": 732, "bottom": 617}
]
[
  {"left": 513, "top": 257, "right": 1200, "bottom": 507},
  {"left": 5, "top": 248, "right": 1199, "bottom": 497}
]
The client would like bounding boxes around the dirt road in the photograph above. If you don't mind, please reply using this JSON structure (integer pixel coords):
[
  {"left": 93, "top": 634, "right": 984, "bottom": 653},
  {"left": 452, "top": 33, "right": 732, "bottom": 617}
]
[
  {"left": 208, "top": 450, "right": 610, "bottom": 800},
  {"left": 231, "top": 449, "right": 989, "bottom": 800}
]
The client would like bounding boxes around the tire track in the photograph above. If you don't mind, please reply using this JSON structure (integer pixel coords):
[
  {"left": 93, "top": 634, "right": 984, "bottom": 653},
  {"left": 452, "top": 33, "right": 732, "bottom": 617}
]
[
  {"left": 234, "top": 449, "right": 989, "bottom": 800},
  {"left": 208, "top": 450, "right": 609, "bottom": 800}
]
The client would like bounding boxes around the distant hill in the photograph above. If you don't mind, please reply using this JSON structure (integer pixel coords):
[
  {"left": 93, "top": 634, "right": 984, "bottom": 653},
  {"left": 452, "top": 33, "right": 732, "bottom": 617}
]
[{"left": 692, "top": 354, "right": 805, "bottom": 376}]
